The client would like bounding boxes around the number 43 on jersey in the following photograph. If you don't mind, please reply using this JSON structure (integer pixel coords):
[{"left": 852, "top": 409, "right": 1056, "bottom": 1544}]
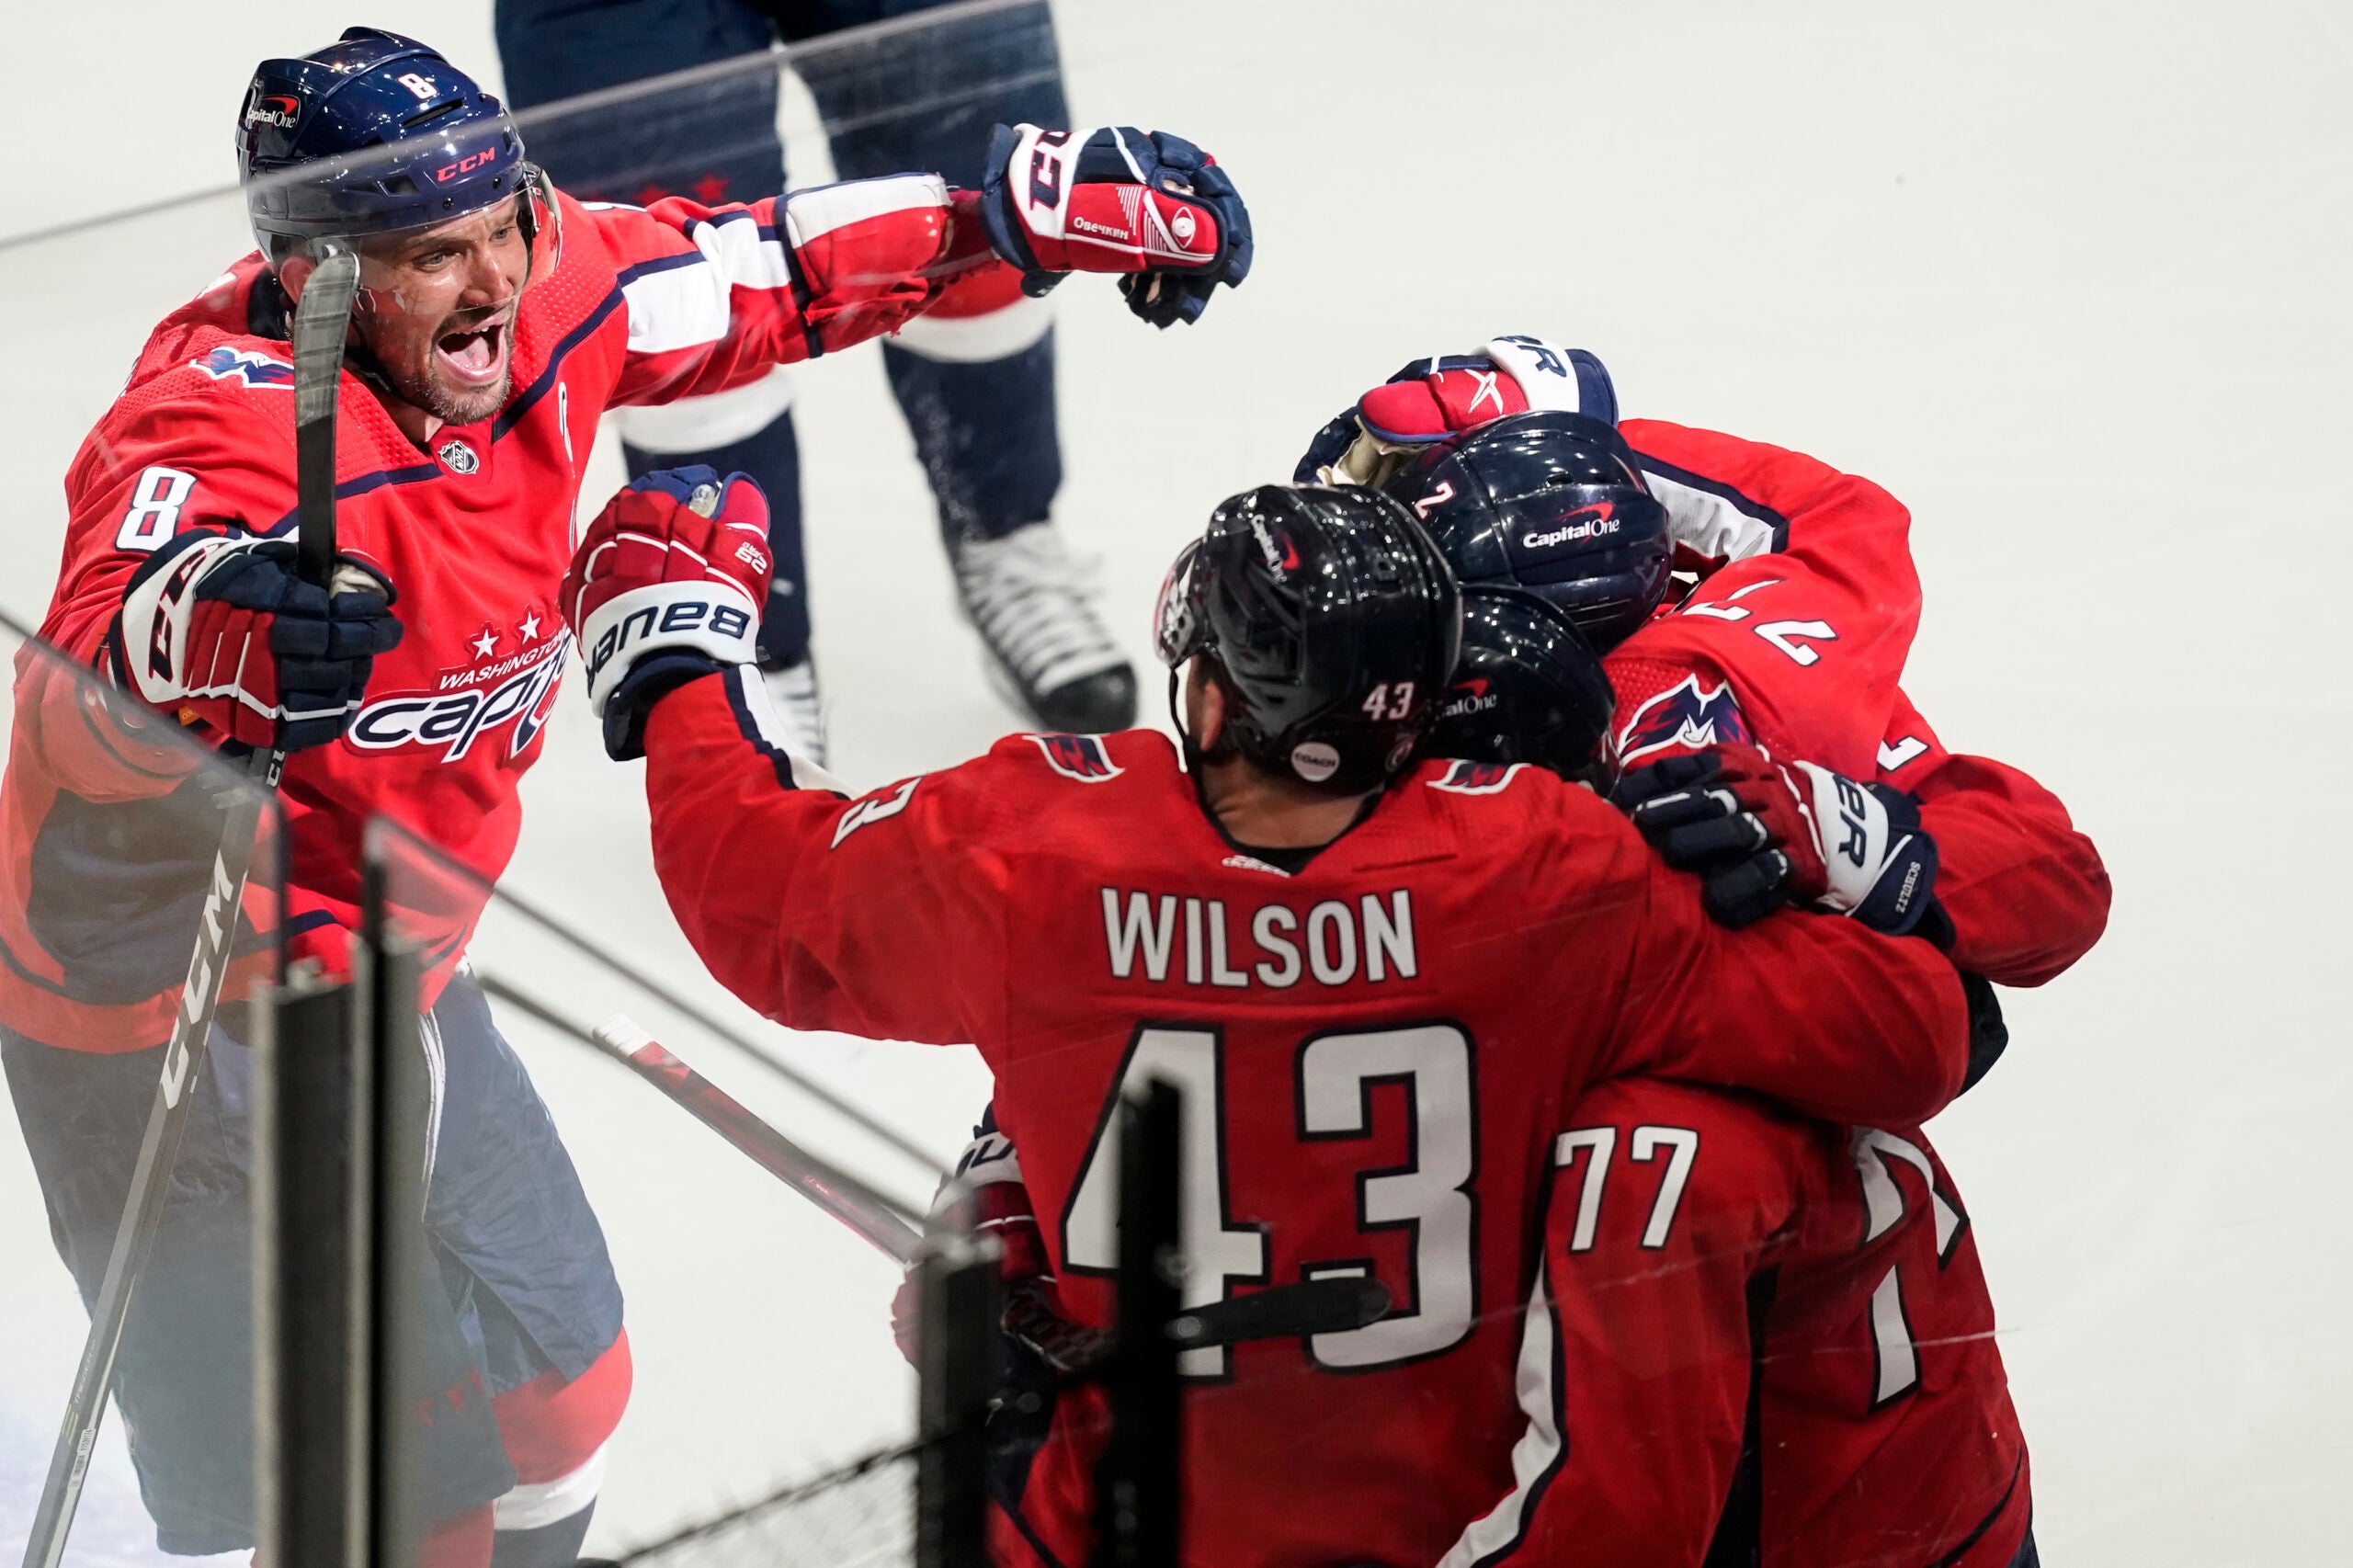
[{"left": 1061, "top": 1023, "right": 1473, "bottom": 1377}]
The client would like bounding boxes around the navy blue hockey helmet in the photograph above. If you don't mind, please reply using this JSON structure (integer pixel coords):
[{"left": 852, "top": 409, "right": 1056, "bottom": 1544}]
[
  {"left": 1428, "top": 585, "right": 1617, "bottom": 780},
  {"left": 238, "top": 28, "right": 543, "bottom": 259},
  {"left": 1385, "top": 410, "right": 1672, "bottom": 653},
  {"left": 1155, "top": 484, "right": 1463, "bottom": 793}
]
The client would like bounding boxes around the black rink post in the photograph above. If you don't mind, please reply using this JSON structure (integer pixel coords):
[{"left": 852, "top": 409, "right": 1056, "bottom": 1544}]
[
  {"left": 914, "top": 1206, "right": 1000, "bottom": 1568},
  {"left": 1091, "top": 1078, "right": 1183, "bottom": 1568},
  {"left": 254, "top": 975, "right": 359, "bottom": 1568},
  {"left": 356, "top": 859, "right": 431, "bottom": 1568}
]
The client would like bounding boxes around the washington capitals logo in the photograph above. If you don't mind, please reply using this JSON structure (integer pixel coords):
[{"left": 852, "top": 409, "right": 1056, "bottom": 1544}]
[
  {"left": 192, "top": 347, "right": 295, "bottom": 390},
  {"left": 1028, "top": 733, "right": 1121, "bottom": 783},
  {"left": 1611, "top": 676, "right": 1751, "bottom": 767},
  {"left": 1428, "top": 759, "right": 1525, "bottom": 795}
]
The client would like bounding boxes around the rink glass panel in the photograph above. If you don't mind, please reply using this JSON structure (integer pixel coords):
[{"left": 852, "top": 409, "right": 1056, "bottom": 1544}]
[
  {"left": 367, "top": 815, "right": 941, "bottom": 1559},
  {"left": 0, "top": 612, "right": 283, "bottom": 1566},
  {"left": 0, "top": 0, "right": 2268, "bottom": 1562}
]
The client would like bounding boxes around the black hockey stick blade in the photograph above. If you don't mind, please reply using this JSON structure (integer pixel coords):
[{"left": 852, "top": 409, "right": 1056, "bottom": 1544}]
[
  {"left": 1168, "top": 1276, "right": 1394, "bottom": 1351},
  {"left": 19, "top": 253, "right": 359, "bottom": 1568},
  {"left": 290, "top": 246, "right": 358, "bottom": 587}
]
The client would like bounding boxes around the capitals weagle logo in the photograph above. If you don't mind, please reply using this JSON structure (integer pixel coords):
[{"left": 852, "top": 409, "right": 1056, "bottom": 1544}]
[
  {"left": 1610, "top": 676, "right": 1752, "bottom": 767},
  {"left": 1028, "top": 733, "right": 1121, "bottom": 782},
  {"left": 191, "top": 346, "right": 296, "bottom": 390},
  {"left": 347, "top": 608, "right": 568, "bottom": 762}
]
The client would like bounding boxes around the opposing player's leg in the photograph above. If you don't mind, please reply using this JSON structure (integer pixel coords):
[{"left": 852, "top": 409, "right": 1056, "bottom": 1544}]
[
  {"left": 494, "top": 0, "right": 828, "bottom": 758},
  {"left": 797, "top": 0, "right": 1137, "bottom": 731},
  {"left": 1, "top": 1024, "right": 511, "bottom": 1561},
  {"left": 418, "top": 977, "right": 630, "bottom": 1568}
]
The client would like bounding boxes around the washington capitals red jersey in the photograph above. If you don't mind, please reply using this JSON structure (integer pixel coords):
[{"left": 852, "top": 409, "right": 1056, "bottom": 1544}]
[
  {"left": 638, "top": 669, "right": 1972, "bottom": 1568},
  {"left": 1434, "top": 423, "right": 2106, "bottom": 1567},
  {"left": 1449, "top": 1079, "right": 2029, "bottom": 1568},
  {"left": 4, "top": 175, "right": 1000, "bottom": 1051},
  {"left": 1598, "top": 419, "right": 2110, "bottom": 984}
]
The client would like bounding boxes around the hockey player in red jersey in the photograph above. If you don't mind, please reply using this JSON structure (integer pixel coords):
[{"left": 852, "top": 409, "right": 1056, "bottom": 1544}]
[
  {"left": 1314, "top": 348, "right": 2106, "bottom": 1567},
  {"left": 2, "top": 25, "right": 1248, "bottom": 1565},
  {"left": 916, "top": 343, "right": 2106, "bottom": 1565},
  {"left": 565, "top": 465, "right": 1975, "bottom": 1566}
]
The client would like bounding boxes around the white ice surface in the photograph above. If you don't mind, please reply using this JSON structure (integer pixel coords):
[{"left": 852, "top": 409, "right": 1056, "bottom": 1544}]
[{"left": 3, "top": 1, "right": 2350, "bottom": 1562}]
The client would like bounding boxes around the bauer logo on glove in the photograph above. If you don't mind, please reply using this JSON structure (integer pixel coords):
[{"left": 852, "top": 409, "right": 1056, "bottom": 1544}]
[
  {"left": 562, "top": 467, "right": 772, "bottom": 760},
  {"left": 1614, "top": 743, "right": 1941, "bottom": 936}
]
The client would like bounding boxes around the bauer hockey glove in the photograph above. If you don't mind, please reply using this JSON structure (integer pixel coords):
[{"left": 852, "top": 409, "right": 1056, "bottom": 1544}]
[
  {"left": 563, "top": 467, "right": 770, "bottom": 761},
  {"left": 1614, "top": 744, "right": 1942, "bottom": 937},
  {"left": 1292, "top": 335, "right": 1620, "bottom": 484},
  {"left": 979, "top": 124, "right": 1253, "bottom": 327},
  {"left": 113, "top": 532, "right": 402, "bottom": 752}
]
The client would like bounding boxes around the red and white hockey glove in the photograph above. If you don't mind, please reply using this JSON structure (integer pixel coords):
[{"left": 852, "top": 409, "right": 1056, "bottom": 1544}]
[
  {"left": 112, "top": 532, "right": 402, "bottom": 752},
  {"left": 979, "top": 124, "right": 1252, "bottom": 327},
  {"left": 562, "top": 467, "right": 770, "bottom": 761},
  {"left": 1613, "top": 744, "right": 1941, "bottom": 937},
  {"left": 1292, "top": 334, "right": 1621, "bottom": 486},
  {"left": 891, "top": 1119, "right": 1108, "bottom": 1375}
]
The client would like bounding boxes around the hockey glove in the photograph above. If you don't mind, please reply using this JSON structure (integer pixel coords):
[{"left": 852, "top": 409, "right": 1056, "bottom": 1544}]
[
  {"left": 563, "top": 467, "right": 771, "bottom": 761},
  {"left": 888, "top": 1171, "right": 1109, "bottom": 1375},
  {"left": 979, "top": 124, "right": 1252, "bottom": 327},
  {"left": 114, "top": 532, "right": 402, "bottom": 752},
  {"left": 1615, "top": 744, "right": 1940, "bottom": 936},
  {"left": 1292, "top": 334, "right": 1620, "bottom": 484}
]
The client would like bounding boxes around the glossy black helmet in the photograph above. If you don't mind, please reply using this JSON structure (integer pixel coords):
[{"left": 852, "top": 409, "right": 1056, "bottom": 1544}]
[
  {"left": 1384, "top": 410, "right": 1671, "bottom": 651},
  {"left": 1428, "top": 586, "right": 1617, "bottom": 780},
  {"left": 1155, "top": 484, "right": 1462, "bottom": 792}
]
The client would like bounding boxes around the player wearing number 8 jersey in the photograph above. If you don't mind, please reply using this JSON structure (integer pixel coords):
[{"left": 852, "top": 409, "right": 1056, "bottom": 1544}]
[
  {"left": 3, "top": 26, "right": 1249, "bottom": 1562},
  {"left": 568, "top": 471, "right": 1976, "bottom": 1566}
]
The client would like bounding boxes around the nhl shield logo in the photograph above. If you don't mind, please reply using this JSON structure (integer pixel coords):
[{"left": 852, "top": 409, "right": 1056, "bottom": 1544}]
[
  {"left": 438, "top": 437, "right": 481, "bottom": 475},
  {"left": 1027, "top": 733, "right": 1120, "bottom": 782}
]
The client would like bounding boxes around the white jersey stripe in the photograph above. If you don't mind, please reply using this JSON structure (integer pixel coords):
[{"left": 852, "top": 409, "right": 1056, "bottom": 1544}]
[
  {"left": 1433, "top": 1267, "right": 1567, "bottom": 1568},
  {"left": 782, "top": 173, "right": 948, "bottom": 247},
  {"left": 622, "top": 212, "right": 796, "bottom": 357},
  {"left": 1640, "top": 465, "right": 1786, "bottom": 563}
]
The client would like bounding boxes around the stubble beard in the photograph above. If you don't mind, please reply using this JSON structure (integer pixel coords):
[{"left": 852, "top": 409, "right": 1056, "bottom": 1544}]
[{"left": 386, "top": 358, "right": 509, "bottom": 428}]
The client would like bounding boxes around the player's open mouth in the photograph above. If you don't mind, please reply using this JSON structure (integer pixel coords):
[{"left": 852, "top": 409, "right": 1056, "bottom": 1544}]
[{"left": 434, "top": 318, "right": 510, "bottom": 386}]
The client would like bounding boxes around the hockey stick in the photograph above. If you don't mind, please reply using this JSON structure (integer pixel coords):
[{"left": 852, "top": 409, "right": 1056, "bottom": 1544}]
[
  {"left": 1171, "top": 1275, "right": 1392, "bottom": 1351},
  {"left": 21, "top": 249, "right": 360, "bottom": 1568},
  {"left": 476, "top": 981, "right": 1394, "bottom": 1353},
  {"left": 473, "top": 973, "right": 926, "bottom": 1262}
]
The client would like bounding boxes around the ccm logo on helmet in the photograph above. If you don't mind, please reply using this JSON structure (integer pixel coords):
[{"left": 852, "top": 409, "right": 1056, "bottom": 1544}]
[
  {"left": 1521, "top": 505, "right": 1619, "bottom": 551},
  {"left": 436, "top": 148, "right": 499, "bottom": 184}
]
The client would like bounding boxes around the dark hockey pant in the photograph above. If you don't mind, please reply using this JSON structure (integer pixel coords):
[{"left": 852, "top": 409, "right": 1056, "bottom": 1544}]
[
  {"left": 496, "top": 0, "right": 1072, "bottom": 665},
  {"left": 3, "top": 973, "right": 622, "bottom": 1557}
]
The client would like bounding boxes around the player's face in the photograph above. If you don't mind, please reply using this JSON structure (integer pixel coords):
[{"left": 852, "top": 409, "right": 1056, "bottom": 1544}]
[{"left": 350, "top": 199, "right": 530, "bottom": 427}]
